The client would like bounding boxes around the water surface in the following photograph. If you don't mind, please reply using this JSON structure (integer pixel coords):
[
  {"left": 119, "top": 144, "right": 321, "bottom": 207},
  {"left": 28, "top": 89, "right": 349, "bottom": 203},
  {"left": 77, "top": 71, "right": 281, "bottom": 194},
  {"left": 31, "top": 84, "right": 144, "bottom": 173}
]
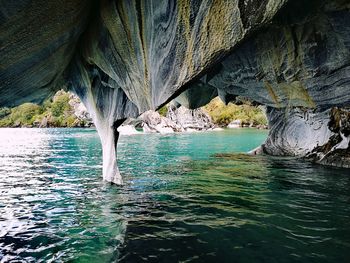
[{"left": 0, "top": 128, "right": 349, "bottom": 262}]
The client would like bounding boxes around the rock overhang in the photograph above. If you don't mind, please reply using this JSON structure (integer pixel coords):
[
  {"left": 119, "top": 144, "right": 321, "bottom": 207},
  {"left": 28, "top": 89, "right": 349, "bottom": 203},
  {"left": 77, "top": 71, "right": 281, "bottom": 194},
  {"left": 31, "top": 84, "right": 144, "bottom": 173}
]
[{"left": 1, "top": 0, "right": 350, "bottom": 183}]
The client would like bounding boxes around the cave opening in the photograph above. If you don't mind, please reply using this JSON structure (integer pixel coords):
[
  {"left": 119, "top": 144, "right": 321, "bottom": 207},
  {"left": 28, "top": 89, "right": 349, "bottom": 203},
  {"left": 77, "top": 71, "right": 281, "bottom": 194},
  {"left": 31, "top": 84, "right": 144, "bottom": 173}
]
[{"left": 1, "top": 0, "right": 350, "bottom": 261}]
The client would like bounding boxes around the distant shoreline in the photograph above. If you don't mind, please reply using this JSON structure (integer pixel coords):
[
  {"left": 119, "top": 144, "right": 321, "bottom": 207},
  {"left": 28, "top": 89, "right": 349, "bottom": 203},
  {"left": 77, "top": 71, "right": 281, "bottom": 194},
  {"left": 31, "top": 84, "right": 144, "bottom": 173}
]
[{"left": 0, "top": 126, "right": 268, "bottom": 131}]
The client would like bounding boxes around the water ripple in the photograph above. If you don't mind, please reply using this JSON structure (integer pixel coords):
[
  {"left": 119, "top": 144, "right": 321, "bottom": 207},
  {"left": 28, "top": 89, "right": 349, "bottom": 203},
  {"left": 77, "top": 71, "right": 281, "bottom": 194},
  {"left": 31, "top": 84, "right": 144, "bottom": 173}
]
[{"left": 0, "top": 128, "right": 349, "bottom": 262}]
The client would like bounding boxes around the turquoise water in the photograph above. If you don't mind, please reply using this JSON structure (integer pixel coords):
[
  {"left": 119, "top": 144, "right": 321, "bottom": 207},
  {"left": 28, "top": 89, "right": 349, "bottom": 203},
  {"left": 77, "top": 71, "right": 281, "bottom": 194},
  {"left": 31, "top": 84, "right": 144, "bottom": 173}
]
[{"left": 0, "top": 128, "right": 349, "bottom": 262}]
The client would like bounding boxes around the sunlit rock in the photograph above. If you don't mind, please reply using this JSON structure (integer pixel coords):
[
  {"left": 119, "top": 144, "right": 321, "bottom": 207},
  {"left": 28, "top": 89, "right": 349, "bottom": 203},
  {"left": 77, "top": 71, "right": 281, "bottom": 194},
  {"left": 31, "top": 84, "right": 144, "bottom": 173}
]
[
  {"left": 117, "top": 125, "right": 141, "bottom": 136},
  {"left": 167, "top": 104, "right": 214, "bottom": 131},
  {"left": 140, "top": 110, "right": 179, "bottom": 134},
  {"left": 228, "top": 120, "right": 242, "bottom": 129}
]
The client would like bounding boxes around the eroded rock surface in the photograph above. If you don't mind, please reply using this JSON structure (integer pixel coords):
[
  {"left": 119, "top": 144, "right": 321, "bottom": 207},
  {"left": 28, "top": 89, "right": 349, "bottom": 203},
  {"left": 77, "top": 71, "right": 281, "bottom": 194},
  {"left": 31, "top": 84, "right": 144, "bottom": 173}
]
[
  {"left": 306, "top": 107, "right": 350, "bottom": 168},
  {"left": 167, "top": 104, "right": 215, "bottom": 132},
  {"left": 1, "top": 0, "right": 350, "bottom": 183}
]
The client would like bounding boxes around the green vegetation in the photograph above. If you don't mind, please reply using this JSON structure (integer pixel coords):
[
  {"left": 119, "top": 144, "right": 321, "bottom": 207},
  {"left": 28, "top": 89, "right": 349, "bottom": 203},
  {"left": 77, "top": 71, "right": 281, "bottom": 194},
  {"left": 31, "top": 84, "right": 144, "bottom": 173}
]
[
  {"left": 51, "top": 92, "right": 70, "bottom": 117},
  {"left": 0, "top": 93, "right": 266, "bottom": 128},
  {"left": 203, "top": 97, "right": 267, "bottom": 126},
  {"left": 157, "top": 105, "right": 168, "bottom": 117},
  {"left": 0, "top": 90, "right": 87, "bottom": 128}
]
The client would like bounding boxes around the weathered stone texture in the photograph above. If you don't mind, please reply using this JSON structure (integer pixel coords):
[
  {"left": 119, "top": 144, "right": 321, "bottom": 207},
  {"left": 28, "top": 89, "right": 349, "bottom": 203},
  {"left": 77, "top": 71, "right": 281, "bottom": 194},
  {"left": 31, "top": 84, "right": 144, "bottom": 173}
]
[{"left": 1, "top": 0, "right": 349, "bottom": 182}]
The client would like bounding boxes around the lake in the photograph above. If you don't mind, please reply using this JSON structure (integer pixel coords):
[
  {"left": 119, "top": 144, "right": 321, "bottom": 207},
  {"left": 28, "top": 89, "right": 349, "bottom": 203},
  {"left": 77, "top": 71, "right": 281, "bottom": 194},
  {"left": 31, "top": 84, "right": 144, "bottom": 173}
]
[{"left": 0, "top": 128, "right": 349, "bottom": 262}]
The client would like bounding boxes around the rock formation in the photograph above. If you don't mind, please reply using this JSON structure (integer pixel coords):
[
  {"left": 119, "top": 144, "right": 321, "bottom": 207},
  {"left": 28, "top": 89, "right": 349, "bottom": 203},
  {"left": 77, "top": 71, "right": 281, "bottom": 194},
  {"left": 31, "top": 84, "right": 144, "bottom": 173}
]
[
  {"left": 0, "top": 0, "right": 349, "bottom": 183},
  {"left": 137, "top": 104, "right": 214, "bottom": 133},
  {"left": 139, "top": 110, "right": 179, "bottom": 134},
  {"left": 68, "top": 92, "right": 93, "bottom": 126},
  {"left": 167, "top": 104, "right": 215, "bottom": 131}
]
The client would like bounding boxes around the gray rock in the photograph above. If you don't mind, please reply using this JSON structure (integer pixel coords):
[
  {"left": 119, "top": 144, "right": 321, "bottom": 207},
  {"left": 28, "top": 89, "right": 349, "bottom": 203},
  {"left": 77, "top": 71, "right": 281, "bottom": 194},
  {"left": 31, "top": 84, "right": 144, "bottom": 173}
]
[
  {"left": 167, "top": 104, "right": 214, "bottom": 131},
  {"left": 68, "top": 92, "right": 93, "bottom": 126},
  {"left": 140, "top": 110, "right": 178, "bottom": 134},
  {"left": 39, "top": 117, "right": 48, "bottom": 128},
  {"left": 122, "top": 105, "right": 214, "bottom": 134},
  {"left": 262, "top": 107, "right": 332, "bottom": 156},
  {"left": 305, "top": 107, "right": 350, "bottom": 168},
  {"left": 0, "top": 0, "right": 350, "bottom": 183}
]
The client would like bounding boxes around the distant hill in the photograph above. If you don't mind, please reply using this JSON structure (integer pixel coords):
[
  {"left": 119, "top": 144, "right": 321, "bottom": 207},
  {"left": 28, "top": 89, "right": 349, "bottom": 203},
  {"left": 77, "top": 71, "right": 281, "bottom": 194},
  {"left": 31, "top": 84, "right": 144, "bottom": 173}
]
[
  {"left": 0, "top": 90, "right": 92, "bottom": 128},
  {"left": 203, "top": 97, "right": 267, "bottom": 127},
  {"left": 0, "top": 92, "right": 267, "bottom": 129}
]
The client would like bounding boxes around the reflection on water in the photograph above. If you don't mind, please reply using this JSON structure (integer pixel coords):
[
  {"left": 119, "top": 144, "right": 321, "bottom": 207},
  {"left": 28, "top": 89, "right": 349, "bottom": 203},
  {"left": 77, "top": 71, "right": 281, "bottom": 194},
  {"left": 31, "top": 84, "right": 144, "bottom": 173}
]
[
  {"left": 0, "top": 128, "right": 349, "bottom": 262},
  {"left": 0, "top": 128, "right": 125, "bottom": 262}
]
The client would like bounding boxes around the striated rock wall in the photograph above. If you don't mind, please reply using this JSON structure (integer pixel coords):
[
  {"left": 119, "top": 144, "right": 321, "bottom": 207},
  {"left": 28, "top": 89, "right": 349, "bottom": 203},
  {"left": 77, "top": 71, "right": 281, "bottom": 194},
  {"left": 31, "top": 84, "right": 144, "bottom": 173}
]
[
  {"left": 1, "top": 0, "right": 287, "bottom": 108},
  {"left": 1, "top": 0, "right": 350, "bottom": 183},
  {"left": 175, "top": 0, "right": 350, "bottom": 169},
  {"left": 0, "top": 0, "right": 94, "bottom": 106},
  {"left": 207, "top": 4, "right": 350, "bottom": 110},
  {"left": 306, "top": 107, "right": 350, "bottom": 168},
  {"left": 262, "top": 107, "right": 332, "bottom": 156},
  {"left": 70, "top": 68, "right": 139, "bottom": 184}
]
